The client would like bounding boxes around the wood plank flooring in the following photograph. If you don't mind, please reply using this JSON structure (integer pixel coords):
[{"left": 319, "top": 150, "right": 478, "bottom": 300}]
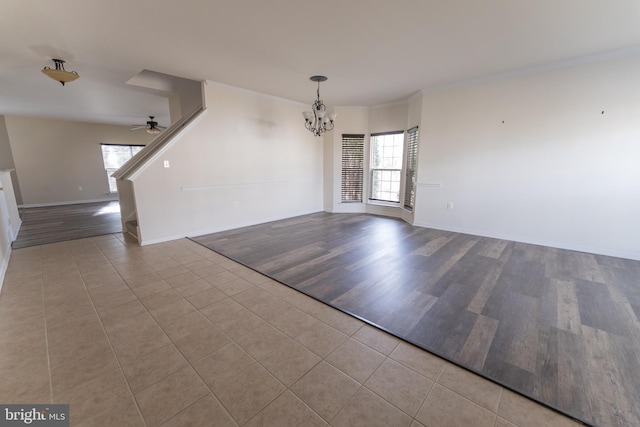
[
  {"left": 192, "top": 212, "right": 640, "bottom": 427},
  {"left": 12, "top": 201, "right": 123, "bottom": 248}
]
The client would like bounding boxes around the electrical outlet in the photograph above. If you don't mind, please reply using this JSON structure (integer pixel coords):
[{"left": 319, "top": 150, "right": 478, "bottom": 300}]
[
  {"left": 447, "top": 202, "right": 454, "bottom": 210},
  {"left": 233, "top": 201, "right": 239, "bottom": 208},
  {"left": 78, "top": 186, "right": 83, "bottom": 192},
  {"left": 163, "top": 160, "right": 170, "bottom": 168}
]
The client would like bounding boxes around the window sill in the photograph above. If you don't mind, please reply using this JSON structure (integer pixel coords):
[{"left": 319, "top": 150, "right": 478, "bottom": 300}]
[{"left": 367, "top": 200, "right": 400, "bottom": 208}]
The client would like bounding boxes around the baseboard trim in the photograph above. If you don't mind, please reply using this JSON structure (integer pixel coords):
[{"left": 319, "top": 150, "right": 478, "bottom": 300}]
[
  {"left": 19, "top": 197, "right": 118, "bottom": 209},
  {"left": 413, "top": 220, "right": 640, "bottom": 261}
]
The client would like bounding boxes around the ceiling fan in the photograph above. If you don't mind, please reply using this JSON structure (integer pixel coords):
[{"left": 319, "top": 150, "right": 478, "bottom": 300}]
[{"left": 131, "top": 116, "right": 166, "bottom": 135}]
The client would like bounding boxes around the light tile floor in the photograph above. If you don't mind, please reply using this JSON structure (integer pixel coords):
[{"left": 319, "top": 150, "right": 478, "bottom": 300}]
[{"left": 0, "top": 234, "right": 582, "bottom": 426}]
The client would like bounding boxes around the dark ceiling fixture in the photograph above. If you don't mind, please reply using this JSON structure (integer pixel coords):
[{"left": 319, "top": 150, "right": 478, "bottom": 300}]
[
  {"left": 42, "top": 59, "right": 79, "bottom": 86},
  {"left": 302, "top": 75, "right": 336, "bottom": 137},
  {"left": 131, "top": 116, "right": 167, "bottom": 135}
]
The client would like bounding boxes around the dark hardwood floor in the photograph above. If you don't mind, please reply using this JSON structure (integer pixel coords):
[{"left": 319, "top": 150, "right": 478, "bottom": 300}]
[
  {"left": 12, "top": 201, "right": 123, "bottom": 248},
  {"left": 192, "top": 212, "right": 640, "bottom": 427}
]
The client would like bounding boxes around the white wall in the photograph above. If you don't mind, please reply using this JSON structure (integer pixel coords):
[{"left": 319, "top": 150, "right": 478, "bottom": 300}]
[
  {"left": 127, "top": 70, "right": 202, "bottom": 124},
  {"left": 172, "top": 78, "right": 205, "bottom": 121},
  {"left": 0, "top": 192, "right": 10, "bottom": 293},
  {"left": 131, "top": 82, "right": 323, "bottom": 244},
  {"left": 0, "top": 171, "right": 21, "bottom": 242},
  {"left": 0, "top": 171, "right": 20, "bottom": 292},
  {"left": 415, "top": 54, "right": 640, "bottom": 260},
  {"left": 5, "top": 117, "right": 152, "bottom": 206},
  {"left": 368, "top": 102, "right": 409, "bottom": 134},
  {"left": 0, "top": 116, "right": 22, "bottom": 204},
  {"left": 407, "top": 92, "right": 423, "bottom": 130}
]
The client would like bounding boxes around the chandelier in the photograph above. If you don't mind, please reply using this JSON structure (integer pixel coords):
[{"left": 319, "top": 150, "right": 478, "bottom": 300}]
[
  {"left": 42, "top": 59, "right": 80, "bottom": 86},
  {"left": 302, "top": 76, "right": 336, "bottom": 137}
]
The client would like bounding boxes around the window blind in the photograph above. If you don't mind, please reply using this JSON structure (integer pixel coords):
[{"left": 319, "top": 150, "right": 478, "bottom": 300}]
[
  {"left": 403, "top": 126, "right": 419, "bottom": 210},
  {"left": 341, "top": 134, "right": 365, "bottom": 203}
]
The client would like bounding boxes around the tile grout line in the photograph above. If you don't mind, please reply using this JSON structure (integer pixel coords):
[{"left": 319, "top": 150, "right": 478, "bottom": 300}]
[
  {"left": 125, "top": 244, "right": 248, "bottom": 425},
  {"left": 74, "top": 236, "right": 149, "bottom": 427},
  {"left": 9, "top": 234, "right": 592, "bottom": 426},
  {"left": 192, "top": 215, "right": 610, "bottom": 426},
  {"left": 48, "top": 238, "right": 493, "bottom": 425},
  {"left": 357, "top": 352, "right": 420, "bottom": 423},
  {"left": 411, "top": 362, "right": 444, "bottom": 422},
  {"left": 38, "top": 248, "right": 55, "bottom": 405},
  {"left": 433, "top": 367, "right": 503, "bottom": 415},
  {"left": 148, "top": 271, "right": 235, "bottom": 424},
  {"left": 191, "top": 240, "right": 452, "bottom": 420},
  {"left": 493, "top": 388, "right": 505, "bottom": 427},
  {"left": 194, "top": 252, "right": 308, "bottom": 424},
  {"left": 167, "top": 254, "right": 349, "bottom": 426},
  {"left": 37, "top": 237, "right": 474, "bottom": 426},
  {"left": 367, "top": 345, "right": 453, "bottom": 425},
  {"left": 228, "top": 276, "right": 347, "bottom": 424},
  {"left": 183, "top": 255, "right": 295, "bottom": 426},
  {"left": 214, "top": 263, "right": 438, "bottom": 426}
]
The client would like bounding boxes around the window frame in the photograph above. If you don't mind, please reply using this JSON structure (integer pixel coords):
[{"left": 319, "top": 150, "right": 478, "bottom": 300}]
[
  {"left": 368, "top": 130, "right": 405, "bottom": 204},
  {"left": 100, "top": 144, "right": 145, "bottom": 193}
]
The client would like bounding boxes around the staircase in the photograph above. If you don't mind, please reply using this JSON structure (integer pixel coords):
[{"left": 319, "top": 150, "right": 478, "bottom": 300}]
[{"left": 124, "top": 220, "right": 138, "bottom": 239}]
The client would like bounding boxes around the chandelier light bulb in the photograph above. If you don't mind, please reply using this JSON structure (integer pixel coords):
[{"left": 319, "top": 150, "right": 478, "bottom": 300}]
[{"left": 302, "top": 111, "right": 313, "bottom": 122}]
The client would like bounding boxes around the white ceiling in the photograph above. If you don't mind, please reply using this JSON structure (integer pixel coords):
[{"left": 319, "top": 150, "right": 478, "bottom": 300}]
[{"left": 2, "top": 0, "right": 640, "bottom": 127}]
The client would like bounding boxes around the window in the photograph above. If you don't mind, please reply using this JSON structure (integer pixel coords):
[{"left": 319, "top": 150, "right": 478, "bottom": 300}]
[
  {"left": 369, "top": 131, "right": 404, "bottom": 203},
  {"left": 403, "top": 126, "right": 419, "bottom": 210},
  {"left": 341, "top": 134, "right": 365, "bottom": 203},
  {"left": 101, "top": 144, "right": 144, "bottom": 193}
]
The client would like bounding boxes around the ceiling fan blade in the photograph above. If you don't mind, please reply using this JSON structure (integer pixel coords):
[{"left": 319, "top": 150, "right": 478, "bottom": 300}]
[{"left": 131, "top": 126, "right": 146, "bottom": 130}]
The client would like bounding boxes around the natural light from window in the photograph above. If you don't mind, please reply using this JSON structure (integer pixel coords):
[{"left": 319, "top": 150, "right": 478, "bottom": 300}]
[
  {"left": 101, "top": 144, "right": 144, "bottom": 193},
  {"left": 93, "top": 203, "right": 121, "bottom": 216},
  {"left": 370, "top": 132, "right": 404, "bottom": 203}
]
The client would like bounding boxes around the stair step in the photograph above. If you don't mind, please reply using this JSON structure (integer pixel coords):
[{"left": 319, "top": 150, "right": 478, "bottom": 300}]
[{"left": 125, "top": 220, "right": 138, "bottom": 238}]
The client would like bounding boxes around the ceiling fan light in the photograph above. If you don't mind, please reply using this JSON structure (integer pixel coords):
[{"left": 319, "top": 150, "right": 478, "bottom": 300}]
[
  {"left": 147, "top": 127, "right": 161, "bottom": 135},
  {"left": 42, "top": 59, "right": 79, "bottom": 86}
]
